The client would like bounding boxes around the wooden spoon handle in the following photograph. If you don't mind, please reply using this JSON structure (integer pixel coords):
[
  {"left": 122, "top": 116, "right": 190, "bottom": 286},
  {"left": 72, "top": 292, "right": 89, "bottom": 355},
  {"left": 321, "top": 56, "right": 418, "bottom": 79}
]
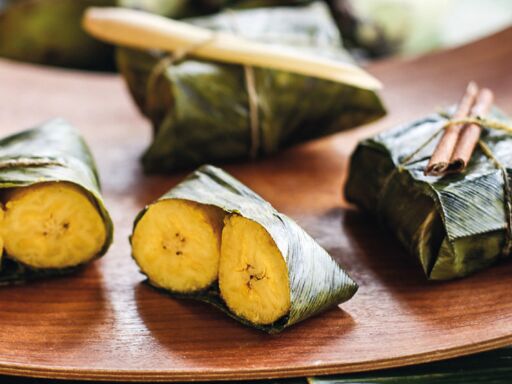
[{"left": 82, "top": 7, "right": 382, "bottom": 90}]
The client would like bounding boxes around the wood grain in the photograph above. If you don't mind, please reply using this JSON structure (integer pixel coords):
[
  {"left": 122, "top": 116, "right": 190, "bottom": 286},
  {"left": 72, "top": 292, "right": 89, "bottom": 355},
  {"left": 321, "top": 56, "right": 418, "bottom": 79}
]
[{"left": 0, "top": 28, "right": 512, "bottom": 382}]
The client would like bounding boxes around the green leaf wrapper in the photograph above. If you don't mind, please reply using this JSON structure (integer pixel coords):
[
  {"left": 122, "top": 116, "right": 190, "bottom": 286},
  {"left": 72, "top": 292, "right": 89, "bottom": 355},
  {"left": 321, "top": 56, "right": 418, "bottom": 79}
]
[
  {"left": 132, "top": 165, "right": 357, "bottom": 333},
  {"left": 345, "top": 108, "right": 512, "bottom": 280},
  {"left": 0, "top": 119, "right": 114, "bottom": 285},
  {"left": 117, "top": 2, "right": 385, "bottom": 173}
]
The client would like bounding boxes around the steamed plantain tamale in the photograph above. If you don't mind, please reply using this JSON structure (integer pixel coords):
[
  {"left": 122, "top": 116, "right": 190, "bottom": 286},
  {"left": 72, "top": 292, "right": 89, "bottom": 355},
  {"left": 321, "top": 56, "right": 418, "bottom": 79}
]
[
  {"left": 131, "top": 165, "right": 357, "bottom": 332},
  {"left": 345, "top": 108, "right": 512, "bottom": 280},
  {"left": 117, "top": 2, "right": 385, "bottom": 173},
  {"left": 0, "top": 119, "right": 113, "bottom": 284}
]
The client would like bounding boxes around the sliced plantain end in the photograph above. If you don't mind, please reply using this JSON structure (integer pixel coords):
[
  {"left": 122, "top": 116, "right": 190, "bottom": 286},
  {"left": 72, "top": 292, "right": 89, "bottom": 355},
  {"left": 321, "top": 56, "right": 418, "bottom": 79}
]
[
  {"left": 132, "top": 199, "right": 224, "bottom": 293},
  {"left": 219, "top": 215, "right": 291, "bottom": 325},
  {"left": 2, "top": 182, "right": 107, "bottom": 269},
  {"left": 130, "top": 165, "right": 358, "bottom": 332},
  {"left": 0, "top": 205, "right": 4, "bottom": 259}
]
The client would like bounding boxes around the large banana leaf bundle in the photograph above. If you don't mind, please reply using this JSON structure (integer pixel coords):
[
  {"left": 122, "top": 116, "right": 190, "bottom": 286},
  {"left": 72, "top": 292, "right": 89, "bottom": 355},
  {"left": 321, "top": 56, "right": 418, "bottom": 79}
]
[
  {"left": 131, "top": 165, "right": 357, "bottom": 333},
  {"left": 345, "top": 109, "right": 512, "bottom": 280},
  {"left": 117, "top": 2, "right": 385, "bottom": 173},
  {"left": 0, "top": 119, "right": 113, "bottom": 285}
]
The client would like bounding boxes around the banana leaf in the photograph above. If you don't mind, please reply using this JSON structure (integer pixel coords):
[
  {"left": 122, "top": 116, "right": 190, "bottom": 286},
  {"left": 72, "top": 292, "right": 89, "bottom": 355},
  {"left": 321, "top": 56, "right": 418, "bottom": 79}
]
[
  {"left": 345, "top": 108, "right": 512, "bottom": 280},
  {"left": 0, "top": 119, "right": 113, "bottom": 285},
  {"left": 0, "top": 0, "right": 117, "bottom": 70},
  {"left": 117, "top": 2, "right": 385, "bottom": 173},
  {"left": 131, "top": 165, "right": 357, "bottom": 333},
  {"left": 310, "top": 346, "right": 512, "bottom": 383}
]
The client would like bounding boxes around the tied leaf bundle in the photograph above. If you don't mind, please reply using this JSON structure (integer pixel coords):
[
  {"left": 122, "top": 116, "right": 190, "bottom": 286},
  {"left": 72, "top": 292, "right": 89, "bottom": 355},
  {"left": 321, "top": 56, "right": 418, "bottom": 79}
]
[
  {"left": 131, "top": 165, "right": 357, "bottom": 333},
  {"left": 345, "top": 107, "right": 512, "bottom": 280},
  {"left": 117, "top": 2, "right": 385, "bottom": 173},
  {"left": 0, "top": 119, "right": 113, "bottom": 285}
]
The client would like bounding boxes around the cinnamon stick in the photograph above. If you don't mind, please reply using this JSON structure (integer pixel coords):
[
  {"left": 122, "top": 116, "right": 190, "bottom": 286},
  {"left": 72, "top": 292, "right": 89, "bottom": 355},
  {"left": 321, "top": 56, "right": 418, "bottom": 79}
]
[
  {"left": 425, "top": 82, "right": 479, "bottom": 176},
  {"left": 448, "top": 88, "right": 494, "bottom": 173}
]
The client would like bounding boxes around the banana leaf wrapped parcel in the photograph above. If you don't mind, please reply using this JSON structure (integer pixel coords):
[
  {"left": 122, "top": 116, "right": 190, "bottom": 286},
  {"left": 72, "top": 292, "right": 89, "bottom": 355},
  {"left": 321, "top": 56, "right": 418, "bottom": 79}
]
[
  {"left": 0, "top": 119, "right": 113, "bottom": 285},
  {"left": 131, "top": 165, "right": 357, "bottom": 333},
  {"left": 117, "top": 2, "right": 385, "bottom": 173},
  {"left": 345, "top": 109, "right": 512, "bottom": 280}
]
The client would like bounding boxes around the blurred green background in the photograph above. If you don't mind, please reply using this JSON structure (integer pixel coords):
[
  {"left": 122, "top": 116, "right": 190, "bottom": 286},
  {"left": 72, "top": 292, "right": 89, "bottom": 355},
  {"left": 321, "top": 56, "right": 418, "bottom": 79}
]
[{"left": 1, "top": 0, "right": 511, "bottom": 70}]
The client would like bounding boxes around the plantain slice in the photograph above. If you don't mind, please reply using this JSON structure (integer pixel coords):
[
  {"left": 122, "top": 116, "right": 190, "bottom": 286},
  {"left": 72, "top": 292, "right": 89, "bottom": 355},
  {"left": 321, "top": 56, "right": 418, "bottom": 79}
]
[
  {"left": 0, "top": 206, "right": 4, "bottom": 259},
  {"left": 0, "top": 119, "right": 113, "bottom": 284},
  {"left": 131, "top": 165, "right": 357, "bottom": 333},
  {"left": 132, "top": 199, "right": 224, "bottom": 293},
  {"left": 220, "top": 215, "right": 291, "bottom": 325},
  {"left": 3, "top": 182, "right": 106, "bottom": 269}
]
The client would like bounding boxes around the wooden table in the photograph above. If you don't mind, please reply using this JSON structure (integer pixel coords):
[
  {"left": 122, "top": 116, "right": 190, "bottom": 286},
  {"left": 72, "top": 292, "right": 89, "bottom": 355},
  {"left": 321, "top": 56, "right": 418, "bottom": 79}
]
[{"left": 0, "top": 27, "right": 511, "bottom": 382}]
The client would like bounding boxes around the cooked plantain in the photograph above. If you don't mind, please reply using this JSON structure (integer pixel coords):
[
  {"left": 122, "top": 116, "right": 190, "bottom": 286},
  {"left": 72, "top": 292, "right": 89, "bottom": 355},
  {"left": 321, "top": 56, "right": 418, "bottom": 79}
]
[
  {"left": 132, "top": 199, "right": 224, "bottom": 293},
  {"left": 219, "top": 215, "right": 291, "bottom": 325},
  {"left": 0, "top": 205, "right": 4, "bottom": 259},
  {"left": 0, "top": 119, "right": 113, "bottom": 284},
  {"left": 3, "top": 182, "right": 107, "bottom": 269}
]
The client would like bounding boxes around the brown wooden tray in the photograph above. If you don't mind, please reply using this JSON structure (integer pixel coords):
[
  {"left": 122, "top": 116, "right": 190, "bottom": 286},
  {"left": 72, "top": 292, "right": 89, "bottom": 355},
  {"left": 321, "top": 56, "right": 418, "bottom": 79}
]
[{"left": 0, "top": 28, "right": 512, "bottom": 382}]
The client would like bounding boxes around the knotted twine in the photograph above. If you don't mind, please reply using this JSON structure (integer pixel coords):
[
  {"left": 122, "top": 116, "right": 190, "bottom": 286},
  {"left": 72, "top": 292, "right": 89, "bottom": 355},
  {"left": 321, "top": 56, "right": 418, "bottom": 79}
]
[
  {"left": 389, "top": 115, "right": 512, "bottom": 257},
  {"left": 145, "top": 22, "right": 261, "bottom": 160}
]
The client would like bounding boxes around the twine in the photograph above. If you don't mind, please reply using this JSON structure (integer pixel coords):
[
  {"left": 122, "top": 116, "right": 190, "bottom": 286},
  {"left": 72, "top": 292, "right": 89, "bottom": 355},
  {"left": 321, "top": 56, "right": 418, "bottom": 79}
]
[
  {"left": 226, "top": 8, "right": 261, "bottom": 159},
  {"left": 145, "top": 34, "right": 218, "bottom": 102},
  {"left": 243, "top": 65, "right": 261, "bottom": 159},
  {"left": 145, "top": 24, "right": 261, "bottom": 159}
]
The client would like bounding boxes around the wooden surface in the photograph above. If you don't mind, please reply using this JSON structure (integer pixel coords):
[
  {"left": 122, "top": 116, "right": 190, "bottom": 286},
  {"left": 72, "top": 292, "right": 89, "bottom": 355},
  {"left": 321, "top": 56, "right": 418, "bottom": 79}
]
[{"left": 0, "top": 28, "right": 512, "bottom": 382}]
